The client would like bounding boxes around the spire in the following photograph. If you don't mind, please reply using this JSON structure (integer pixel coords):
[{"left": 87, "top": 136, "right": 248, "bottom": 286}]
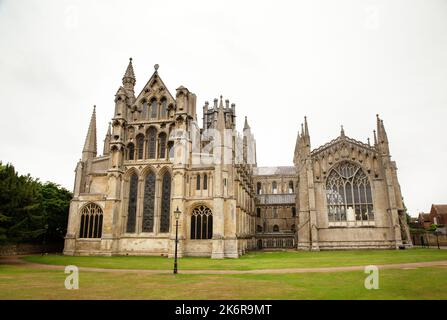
[
  {"left": 340, "top": 125, "right": 345, "bottom": 137},
  {"left": 244, "top": 116, "right": 251, "bottom": 130},
  {"left": 82, "top": 106, "right": 97, "bottom": 161},
  {"left": 103, "top": 122, "right": 111, "bottom": 156},
  {"left": 122, "top": 57, "right": 136, "bottom": 90},
  {"left": 373, "top": 130, "right": 377, "bottom": 145},
  {"left": 219, "top": 95, "right": 224, "bottom": 109}
]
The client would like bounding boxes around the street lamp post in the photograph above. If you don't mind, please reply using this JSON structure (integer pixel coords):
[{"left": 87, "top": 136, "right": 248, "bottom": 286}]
[
  {"left": 173, "top": 207, "right": 181, "bottom": 274},
  {"left": 434, "top": 229, "right": 441, "bottom": 250}
]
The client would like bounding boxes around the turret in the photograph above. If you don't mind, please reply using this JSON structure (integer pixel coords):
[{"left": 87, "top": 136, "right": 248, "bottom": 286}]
[
  {"left": 175, "top": 86, "right": 196, "bottom": 119},
  {"left": 82, "top": 106, "right": 97, "bottom": 161},
  {"left": 376, "top": 114, "right": 390, "bottom": 155}
]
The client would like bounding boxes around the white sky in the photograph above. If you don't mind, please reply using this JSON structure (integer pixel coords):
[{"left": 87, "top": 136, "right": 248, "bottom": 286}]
[{"left": 0, "top": 0, "right": 446, "bottom": 216}]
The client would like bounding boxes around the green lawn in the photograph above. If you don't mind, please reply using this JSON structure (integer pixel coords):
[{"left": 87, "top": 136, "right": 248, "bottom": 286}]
[
  {"left": 0, "top": 264, "right": 446, "bottom": 299},
  {"left": 23, "top": 248, "right": 447, "bottom": 270}
]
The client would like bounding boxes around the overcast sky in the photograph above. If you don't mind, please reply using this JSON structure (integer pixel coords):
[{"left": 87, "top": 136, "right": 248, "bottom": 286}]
[{"left": 0, "top": 0, "right": 446, "bottom": 216}]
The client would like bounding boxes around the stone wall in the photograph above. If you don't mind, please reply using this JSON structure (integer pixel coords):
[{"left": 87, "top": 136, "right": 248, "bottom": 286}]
[
  {"left": 411, "top": 231, "right": 447, "bottom": 247},
  {"left": 0, "top": 243, "right": 64, "bottom": 256}
]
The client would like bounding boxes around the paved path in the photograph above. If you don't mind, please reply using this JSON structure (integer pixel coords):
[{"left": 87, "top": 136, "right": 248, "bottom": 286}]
[{"left": 1, "top": 256, "right": 447, "bottom": 274}]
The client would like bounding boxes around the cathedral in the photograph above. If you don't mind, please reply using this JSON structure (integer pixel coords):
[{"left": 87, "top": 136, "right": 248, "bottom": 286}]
[{"left": 63, "top": 59, "right": 412, "bottom": 258}]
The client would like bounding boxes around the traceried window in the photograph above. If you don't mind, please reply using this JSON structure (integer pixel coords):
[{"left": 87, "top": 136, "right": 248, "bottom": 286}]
[
  {"left": 79, "top": 203, "right": 103, "bottom": 238},
  {"left": 190, "top": 205, "right": 213, "bottom": 240},
  {"left": 126, "top": 173, "right": 138, "bottom": 233},
  {"left": 147, "top": 127, "right": 157, "bottom": 159},
  {"left": 160, "top": 97, "right": 168, "bottom": 118},
  {"left": 159, "top": 171, "right": 171, "bottom": 233},
  {"left": 326, "top": 161, "right": 374, "bottom": 222},
  {"left": 127, "top": 143, "right": 135, "bottom": 160},
  {"left": 136, "top": 134, "right": 144, "bottom": 160},
  {"left": 150, "top": 99, "right": 158, "bottom": 119},
  {"left": 158, "top": 132, "right": 167, "bottom": 159},
  {"left": 142, "top": 171, "right": 156, "bottom": 232}
]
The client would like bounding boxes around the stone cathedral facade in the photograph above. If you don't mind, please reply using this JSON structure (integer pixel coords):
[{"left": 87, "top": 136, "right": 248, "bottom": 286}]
[{"left": 63, "top": 59, "right": 412, "bottom": 257}]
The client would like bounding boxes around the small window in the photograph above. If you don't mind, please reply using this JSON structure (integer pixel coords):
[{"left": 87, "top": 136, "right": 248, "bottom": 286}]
[
  {"left": 273, "top": 225, "right": 279, "bottom": 232},
  {"left": 136, "top": 134, "right": 144, "bottom": 160},
  {"left": 256, "top": 208, "right": 261, "bottom": 217},
  {"left": 256, "top": 182, "right": 262, "bottom": 195},
  {"left": 127, "top": 143, "right": 135, "bottom": 160},
  {"left": 203, "top": 174, "right": 208, "bottom": 190},
  {"left": 256, "top": 225, "right": 263, "bottom": 233},
  {"left": 288, "top": 181, "right": 294, "bottom": 193},
  {"left": 272, "top": 181, "right": 277, "bottom": 194},
  {"left": 196, "top": 175, "right": 201, "bottom": 190},
  {"left": 292, "top": 207, "right": 296, "bottom": 217}
]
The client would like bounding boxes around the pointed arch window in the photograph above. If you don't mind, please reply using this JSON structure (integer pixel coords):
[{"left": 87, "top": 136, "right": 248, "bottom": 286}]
[
  {"left": 159, "top": 171, "right": 171, "bottom": 233},
  {"left": 288, "top": 181, "right": 294, "bottom": 193},
  {"left": 126, "top": 173, "right": 138, "bottom": 233},
  {"left": 142, "top": 171, "right": 156, "bottom": 232},
  {"left": 136, "top": 134, "right": 144, "bottom": 160},
  {"left": 150, "top": 99, "right": 158, "bottom": 119},
  {"left": 142, "top": 101, "right": 149, "bottom": 120},
  {"left": 272, "top": 181, "right": 277, "bottom": 194},
  {"left": 158, "top": 132, "right": 167, "bottom": 159},
  {"left": 168, "top": 141, "right": 174, "bottom": 160},
  {"left": 203, "top": 174, "right": 208, "bottom": 190},
  {"left": 147, "top": 127, "right": 157, "bottom": 159},
  {"left": 326, "top": 161, "right": 374, "bottom": 222},
  {"left": 79, "top": 203, "right": 103, "bottom": 238},
  {"left": 190, "top": 205, "right": 213, "bottom": 240},
  {"left": 160, "top": 97, "right": 168, "bottom": 118},
  {"left": 257, "top": 182, "right": 262, "bottom": 195},
  {"left": 196, "top": 174, "right": 201, "bottom": 190},
  {"left": 127, "top": 143, "right": 135, "bottom": 160}
]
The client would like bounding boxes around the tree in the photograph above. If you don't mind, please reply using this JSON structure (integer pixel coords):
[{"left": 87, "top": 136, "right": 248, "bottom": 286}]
[{"left": 0, "top": 162, "right": 72, "bottom": 244}]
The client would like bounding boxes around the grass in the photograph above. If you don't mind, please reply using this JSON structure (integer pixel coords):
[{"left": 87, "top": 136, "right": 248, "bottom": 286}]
[
  {"left": 22, "top": 248, "right": 447, "bottom": 270},
  {"left": 0, "top": 264, "right": 446, "bottom": 299}
]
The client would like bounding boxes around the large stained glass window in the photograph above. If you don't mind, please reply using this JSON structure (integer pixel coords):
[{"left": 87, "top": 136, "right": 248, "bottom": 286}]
[
  {"left": 142, "top": 171, "right": 156, "bottom": 232},
  {"left": 159, "top": 171, "right": 171, "bottom": 233},
  {"left": 126, "top": 173, "right": 138, "bottom": 233},
  {"left": 326, "top": 161, "right": 374, "bottom": 222}
]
